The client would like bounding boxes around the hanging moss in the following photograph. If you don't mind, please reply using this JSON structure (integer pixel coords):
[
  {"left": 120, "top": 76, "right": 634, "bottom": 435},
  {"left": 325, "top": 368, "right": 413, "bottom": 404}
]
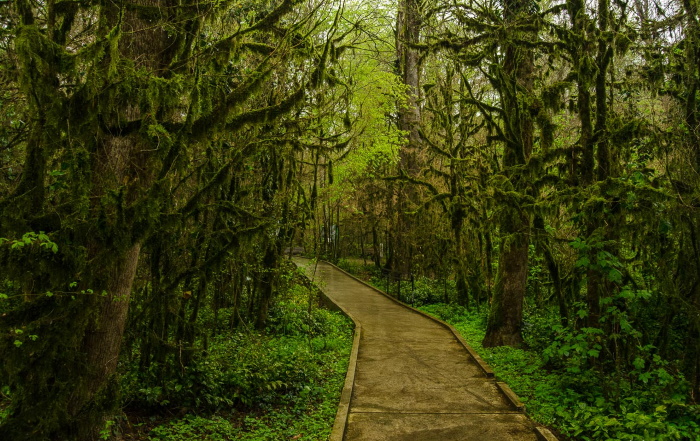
[
  {"left": 2, "top": 0, "right": 345, "bottom": 436},
  {"left": 0, "top": 282, "right": 94, "bottom": 440},
  {"left": 536, "top": 110, "right": 555, "bottom": 151},
  {"left": 541, "top": 81, "right": 570, "bottom": 112}
]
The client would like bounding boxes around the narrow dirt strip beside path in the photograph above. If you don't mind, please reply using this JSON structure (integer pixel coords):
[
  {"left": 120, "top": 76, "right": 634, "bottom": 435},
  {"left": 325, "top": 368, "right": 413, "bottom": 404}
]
[{"left": 295, "top": 258, "right": 557, "bottom": 441}]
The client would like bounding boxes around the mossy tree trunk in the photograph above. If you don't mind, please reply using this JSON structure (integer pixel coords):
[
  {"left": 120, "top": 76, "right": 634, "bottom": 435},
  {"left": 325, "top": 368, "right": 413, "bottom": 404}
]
[
  {"left": 566, "top": 0, "right": 616, "bottom": 331},
  {"left": 482, "top": 0, "right": 535, "bottom": 348},
  {"left": 672, "top": 0, "right": 700, "bottom": 399},
  {"left": 69, "top": 1, "right": 168, "bottom": 435},
  {"left": 394, "top": 0, "right": 423, "bottom": 281}
]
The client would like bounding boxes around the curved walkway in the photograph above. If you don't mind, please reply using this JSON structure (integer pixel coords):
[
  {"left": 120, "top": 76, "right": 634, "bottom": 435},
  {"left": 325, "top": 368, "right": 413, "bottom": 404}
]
[{"left": 296, "top": 259, "right": 556, "bottom": 441}]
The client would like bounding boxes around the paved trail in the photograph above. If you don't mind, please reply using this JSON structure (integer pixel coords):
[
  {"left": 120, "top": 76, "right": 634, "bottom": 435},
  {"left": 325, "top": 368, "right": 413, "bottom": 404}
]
[{"left": 296, "top": 259, "right": 548, "bottom": 441}]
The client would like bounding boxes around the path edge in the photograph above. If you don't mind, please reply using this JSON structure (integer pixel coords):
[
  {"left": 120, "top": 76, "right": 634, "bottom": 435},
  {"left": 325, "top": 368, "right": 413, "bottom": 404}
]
[
  {"left": 323, "top": 261, "right": 497, "bottom": 378},
  {"left": 299, "top": 259, "right": 559, "bottom": 441},
  {"left": 324, "top": 261, "right": 560, "bottom": 440},
  {"left": 294, "top": 259, "right": 360, "bottom": 441}
]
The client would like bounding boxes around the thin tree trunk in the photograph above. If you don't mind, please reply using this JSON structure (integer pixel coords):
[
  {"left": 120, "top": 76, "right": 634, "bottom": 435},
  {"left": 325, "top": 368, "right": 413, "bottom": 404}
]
[
  {"left": 256, "top": 243, "right": 279, "bottom": 329},
  {"left": 372, "top": 224, "right": 381, "bottom": 268},
  {"left": 453, "top": 218, "right": 470, "bottom": 309}
]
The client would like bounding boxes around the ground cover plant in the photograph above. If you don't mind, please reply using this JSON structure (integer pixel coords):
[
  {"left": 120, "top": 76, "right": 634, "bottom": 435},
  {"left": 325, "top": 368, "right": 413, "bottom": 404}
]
[
  {"left": 1, "top": 276, "right": 352, "bottom": 441},
  {"left": 418, "top": 302, "right": 700, "bottom": 441},
  {"left": 336, "top": 260, "right": 700, "bottom": 440},
  {"left": 121, "top": 283, "right": 352, "bottom": 440}
]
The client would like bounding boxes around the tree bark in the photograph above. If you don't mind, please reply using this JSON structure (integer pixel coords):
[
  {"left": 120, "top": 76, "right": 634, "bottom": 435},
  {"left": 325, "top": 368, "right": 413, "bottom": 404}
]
[
  {"left": 69, "top": 244, "right": 141, "bottom": 438},
  {"left": 68, "top": 0, "right": 167, "bottom": 436},
  {"left": 482, "top": 0, "right": 534, "bottom": 348},
  {"left": 393, "top": 0, "right": 422, "bottom": 280},
  {"left": 483, "top": 211, "right": 529, "bottom": 347},
  {"left": 452, "top": 210, "right": 470, "bottom": 308},
  {"left": 397, "top": 0, "right": 422, "bottom": 168}
]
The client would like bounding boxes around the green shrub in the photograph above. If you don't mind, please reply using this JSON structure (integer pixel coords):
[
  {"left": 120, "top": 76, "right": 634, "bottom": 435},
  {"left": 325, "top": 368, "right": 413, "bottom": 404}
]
[
  {"left": 418, "top": 302, "right": 700, "bottom": 441},
  {"left": 125, "top": 325, "right": 348, "bottom": 411},
  {"left": 121, "top": 281, "right": 352, "bottom": 440},
  {"left": 367, "top": 275, "right": 452, "bottom": 306},
  {"left": 141, "top": 325, "right": 350, "bottom": 440}
]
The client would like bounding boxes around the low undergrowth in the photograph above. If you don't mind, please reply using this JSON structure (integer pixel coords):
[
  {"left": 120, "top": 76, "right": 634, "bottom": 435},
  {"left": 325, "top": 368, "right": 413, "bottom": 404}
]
[
  {"left": 418, "top": 303, "right": 700, "bottom": 441},
  {"left": 336, "top": 258, "right": 451, "bottom": 306},
  {"left": 118, "top": 284, "right": 352, "bottom": 440},
  {"left": 287, "top": 259, "right": 700, "bottom": 440}
]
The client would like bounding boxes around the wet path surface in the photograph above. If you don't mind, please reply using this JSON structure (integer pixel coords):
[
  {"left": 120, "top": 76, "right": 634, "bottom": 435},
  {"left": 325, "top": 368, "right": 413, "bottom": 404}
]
[{"left": 296, "top": 259, "right": 543, "bottom": 441}]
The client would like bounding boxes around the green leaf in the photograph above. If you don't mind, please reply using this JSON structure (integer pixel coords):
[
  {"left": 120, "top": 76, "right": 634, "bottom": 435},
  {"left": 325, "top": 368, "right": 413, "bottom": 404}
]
[
  {"left": 575, "top": 257, "right": 590, "bottom": 268},
  {"left": 620, "top": 318, "right": 633, "bottom": 333},
  {"left": 607, "top": 269, "right": 622, "bottom": 283},
  {"left": 570, "top": 237, "right": 587, "bottom": 250}
]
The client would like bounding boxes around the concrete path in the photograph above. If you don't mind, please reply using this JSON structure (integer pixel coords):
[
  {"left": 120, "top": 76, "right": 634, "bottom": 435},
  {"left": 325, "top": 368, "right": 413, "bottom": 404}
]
[{"left": 296, "top": 259, "right": 552, "bottom": 441}]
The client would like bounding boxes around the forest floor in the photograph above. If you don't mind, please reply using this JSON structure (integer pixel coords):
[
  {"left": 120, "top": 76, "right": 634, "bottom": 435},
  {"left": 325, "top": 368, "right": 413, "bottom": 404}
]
[
  {"left": 0, "top": 272, "right": 353, "bottom": 441},
  {"left": 114, "top": 284, "right": 353, "bottom": 440}
]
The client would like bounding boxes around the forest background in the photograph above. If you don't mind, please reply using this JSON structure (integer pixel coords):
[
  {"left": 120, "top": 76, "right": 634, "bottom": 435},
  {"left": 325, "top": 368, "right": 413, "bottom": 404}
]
[{"left": 1, "top": 0, "right": 700, "bottom": 439}]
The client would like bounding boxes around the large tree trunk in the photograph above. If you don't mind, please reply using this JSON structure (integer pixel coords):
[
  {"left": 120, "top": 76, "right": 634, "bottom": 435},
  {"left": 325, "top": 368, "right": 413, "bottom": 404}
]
[
  {"left": 482, "top": 0, "right": 534, "bottom": 348},
  {"left": 393, "top": 0, "right": 422, "bottom": 280},
  {"left": 681, "top": 0, "right": 700, "bottom": 401},
  {"left": 483, "top": 211, "right": 529, "bottom": 347},
  {"left": 67, "top": 0, "right": 166, "bottom": 436},
  {"left": 69, "top": 244, "right": 142, "bottom": 439}
]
